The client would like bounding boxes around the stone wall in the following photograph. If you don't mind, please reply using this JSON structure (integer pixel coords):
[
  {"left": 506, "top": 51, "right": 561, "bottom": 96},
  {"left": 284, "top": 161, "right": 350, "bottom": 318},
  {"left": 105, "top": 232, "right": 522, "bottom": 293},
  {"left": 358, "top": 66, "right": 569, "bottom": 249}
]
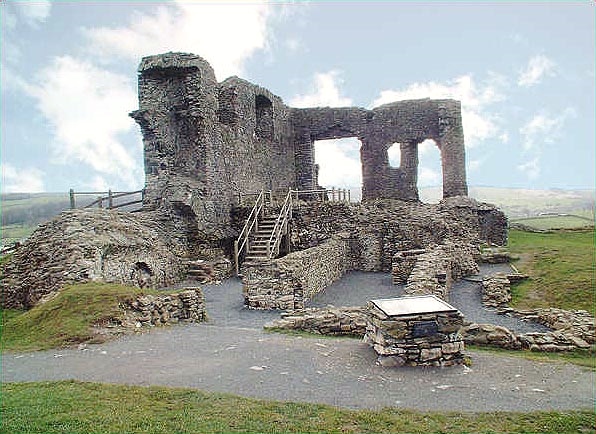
[
  {"left": 242, "top": 234, "right": 352, "bottom": 309},
  {"left": 481, "top": 274, "right": 512, "bottom": 307},
  {"left": 264, "top": 307, "right": 368, "bottom": 336},
  {"left": 290, "top": 99, "right": 467, "bottom": 201},
  {"left": 1, "top": 209, "right": 190, "bottom": 309},
  {"left": 404, "top": 243, "right": 479, "bottom": 300},
  {"left": 123, "top": 288, "right": 206, "bottom": 327},
  {"left": 131, "top": 53, "right": 295, "bottom": 241},
  {"left": 130, "top": 53, "right": 475, "bottom": 243}
]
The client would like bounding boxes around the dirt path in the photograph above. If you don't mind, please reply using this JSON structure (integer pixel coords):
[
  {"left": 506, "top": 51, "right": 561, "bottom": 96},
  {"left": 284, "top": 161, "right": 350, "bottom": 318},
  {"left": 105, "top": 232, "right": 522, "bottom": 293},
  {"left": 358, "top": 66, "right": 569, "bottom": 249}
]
[{"left": 2, "top": 324, "right": 593, "bottom": 412}]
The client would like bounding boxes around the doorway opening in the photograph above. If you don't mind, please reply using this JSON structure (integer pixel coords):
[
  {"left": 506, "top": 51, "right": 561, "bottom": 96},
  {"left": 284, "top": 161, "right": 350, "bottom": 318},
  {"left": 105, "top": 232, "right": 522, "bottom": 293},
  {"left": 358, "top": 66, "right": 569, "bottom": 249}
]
[{"left": 417, "top": 139, "right": 442, "bottom": 203}]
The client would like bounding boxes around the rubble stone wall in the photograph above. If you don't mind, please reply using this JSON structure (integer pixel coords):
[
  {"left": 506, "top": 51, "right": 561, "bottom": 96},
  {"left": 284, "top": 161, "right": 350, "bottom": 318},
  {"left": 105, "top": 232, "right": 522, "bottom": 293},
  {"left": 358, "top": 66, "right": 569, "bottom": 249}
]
[
  {"left": 481, "top": 273, "right": 512, "bottom": 307},
  {"left": 264, "top": 306, "right": 368, "bottom": 336},
  {"left": 123, "top": 288, "right": 206, "bottom": 327}
]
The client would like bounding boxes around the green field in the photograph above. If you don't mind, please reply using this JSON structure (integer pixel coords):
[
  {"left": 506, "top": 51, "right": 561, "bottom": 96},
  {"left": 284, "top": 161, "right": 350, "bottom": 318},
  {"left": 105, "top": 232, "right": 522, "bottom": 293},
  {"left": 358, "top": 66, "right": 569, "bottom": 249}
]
[
  {"left": 1, "top": 381, "right": 593, "bottom": 434},
  {"left": 508, "top": 229, "right": 595, "bottom": 315},
  {"left": 510, "top": 214, "right": 594, "bottom": 230}
]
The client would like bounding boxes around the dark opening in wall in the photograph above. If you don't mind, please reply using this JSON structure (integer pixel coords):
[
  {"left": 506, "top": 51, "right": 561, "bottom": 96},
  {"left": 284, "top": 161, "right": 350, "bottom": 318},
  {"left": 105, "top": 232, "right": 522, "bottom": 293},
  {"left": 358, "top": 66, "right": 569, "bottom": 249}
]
[{"left": 255, "top": 94, "right": 273, "bottom": 140}]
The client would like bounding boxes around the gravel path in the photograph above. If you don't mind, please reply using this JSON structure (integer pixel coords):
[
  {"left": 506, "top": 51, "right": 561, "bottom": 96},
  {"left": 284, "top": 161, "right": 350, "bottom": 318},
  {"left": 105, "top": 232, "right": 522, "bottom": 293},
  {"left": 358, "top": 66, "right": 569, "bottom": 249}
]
[{"left": 2, "top": 269, "right": 590, "bottom": 411}]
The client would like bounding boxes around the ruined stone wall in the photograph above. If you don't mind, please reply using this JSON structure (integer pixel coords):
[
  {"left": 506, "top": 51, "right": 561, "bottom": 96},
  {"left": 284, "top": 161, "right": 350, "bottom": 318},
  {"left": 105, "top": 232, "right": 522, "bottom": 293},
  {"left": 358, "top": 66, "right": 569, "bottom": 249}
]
[
  {"left": 131, "top": 53, "right": 296, "bottom": 242},
  {"left": 289, "top": 198, "right": 498, "bottom": 272},
  {"left": 131, "top": 53, "right": 472, "bottom": 247},
  {"left": 1, "top": 209, "right": 189, "bottom": 309},
  {"left": 291, "top": 99, "right": 467, "bottom": 201},
  {"left": 403, "top": 243, "right": 479, "bottom": 300},
  {"left": 242, "top": 235, "right": 352, "bottom": 309}
]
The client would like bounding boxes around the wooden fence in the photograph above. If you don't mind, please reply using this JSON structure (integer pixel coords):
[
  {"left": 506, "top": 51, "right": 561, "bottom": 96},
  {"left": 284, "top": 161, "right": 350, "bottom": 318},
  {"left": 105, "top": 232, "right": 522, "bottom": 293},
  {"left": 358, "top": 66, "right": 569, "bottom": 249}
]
[{"left": 69, "top": 189, "right": 144, "bottom": 210}]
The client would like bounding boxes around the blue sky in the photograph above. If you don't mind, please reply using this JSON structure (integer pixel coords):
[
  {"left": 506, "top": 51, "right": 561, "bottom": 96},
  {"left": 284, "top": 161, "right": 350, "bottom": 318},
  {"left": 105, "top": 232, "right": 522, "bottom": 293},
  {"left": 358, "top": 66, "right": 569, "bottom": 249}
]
[{"left": 1, "top": 0, "right": 594, "bottom": 194}]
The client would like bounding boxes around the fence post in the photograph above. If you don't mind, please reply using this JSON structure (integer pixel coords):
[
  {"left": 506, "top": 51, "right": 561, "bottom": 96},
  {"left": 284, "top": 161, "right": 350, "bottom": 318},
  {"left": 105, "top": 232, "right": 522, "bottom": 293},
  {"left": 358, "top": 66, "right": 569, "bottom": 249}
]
[
  {"left": 97, "top": 196, "right": 103, "bottom": 209},
  {"left": 347, "top": 189, "right": 351, "bottom": 203},
  {"left": 108, "top": 190, "right": 113, "bottom": 209},
  {"left": 69, "top": 189, "right": 75, "bottom": 209}
]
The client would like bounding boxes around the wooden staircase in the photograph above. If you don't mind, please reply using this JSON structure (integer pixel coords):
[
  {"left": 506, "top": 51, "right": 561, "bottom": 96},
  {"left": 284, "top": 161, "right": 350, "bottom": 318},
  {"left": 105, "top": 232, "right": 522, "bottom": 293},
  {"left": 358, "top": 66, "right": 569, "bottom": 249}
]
[
  {"left": 234, "top": 190, "right": 293, "bottom": 274},
  {"left": 244, "top": 216, "right": 278, "bottom": 262}
]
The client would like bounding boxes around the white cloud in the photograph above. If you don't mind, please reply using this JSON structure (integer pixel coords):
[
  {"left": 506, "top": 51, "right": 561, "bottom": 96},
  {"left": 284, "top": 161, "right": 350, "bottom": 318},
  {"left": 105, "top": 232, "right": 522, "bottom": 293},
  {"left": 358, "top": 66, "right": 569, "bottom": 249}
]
[
  {"left": 290, "top": 70, "right": 352, "bottom": 108},
  {"left": 387, "top": 143, "right": 401, "bottom": 167},
  {"left": 418, "top": 167, "right": 441, "bottom": 187},
  {"left": 372, "top": 75, "right": 505, "bottom": 148},
  {"left": 517, "top": 158, "right": 540, "bottom": 180},
  {"left": 84, "top": 0, "right": 271, "bottom": 79},
  {"left": 519, "top": 108, "right": 575, "bottom": 151},
  {"left": 314, "top": 138, "right": 361, "bottom": 188},
  {"left": 14, "top": 0, "right": 52, "bottom": 26},
  {"left": 418, "top": 138, "right": 439, "bottom": 156},
  {"left": 518, "top": 55, "right": 556, "bottom": 87},
  {"left": 20, "top": 56, "right": 140, "bottom": 188},
  {"left": 1, "top": 163, "right": 44, "bottom": 193}
]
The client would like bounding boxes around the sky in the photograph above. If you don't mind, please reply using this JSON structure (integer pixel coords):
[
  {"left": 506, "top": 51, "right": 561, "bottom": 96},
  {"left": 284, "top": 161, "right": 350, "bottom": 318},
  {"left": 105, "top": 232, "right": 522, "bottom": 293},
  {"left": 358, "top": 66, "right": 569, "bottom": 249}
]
[{"left": 1, "top": 0, "right": 594, "bottom": 195}]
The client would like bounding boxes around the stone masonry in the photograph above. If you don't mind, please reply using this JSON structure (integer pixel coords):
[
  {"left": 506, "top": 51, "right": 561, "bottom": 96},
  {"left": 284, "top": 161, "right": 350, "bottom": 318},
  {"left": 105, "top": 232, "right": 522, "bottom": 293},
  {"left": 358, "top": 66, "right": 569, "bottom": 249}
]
[{"left": 131, "top": 52, "right": 469, "bottom": 243}]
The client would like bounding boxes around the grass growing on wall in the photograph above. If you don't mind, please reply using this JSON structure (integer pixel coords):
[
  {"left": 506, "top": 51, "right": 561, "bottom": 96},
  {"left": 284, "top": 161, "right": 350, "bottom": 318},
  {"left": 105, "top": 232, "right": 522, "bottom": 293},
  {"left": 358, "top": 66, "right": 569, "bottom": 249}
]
[
  {"left": 507, "top": 229, "right": 595, "bottom": 315},
  {"left": 1, "top": 283, "right": 157, "bottom": 352},
  {"left": 1, "top": 381, "right": 594, "bottom": 434}
]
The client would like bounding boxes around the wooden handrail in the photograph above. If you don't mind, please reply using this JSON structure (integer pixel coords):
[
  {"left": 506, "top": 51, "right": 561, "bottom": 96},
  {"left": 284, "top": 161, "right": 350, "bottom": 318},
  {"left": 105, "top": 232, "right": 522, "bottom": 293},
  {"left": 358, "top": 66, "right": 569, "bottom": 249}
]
[
  {"left": 234, "top": 190, "right": 265, "bottom": 274},
  {"left": 267, "top": 189, "right": 293, "bottom": 258}
]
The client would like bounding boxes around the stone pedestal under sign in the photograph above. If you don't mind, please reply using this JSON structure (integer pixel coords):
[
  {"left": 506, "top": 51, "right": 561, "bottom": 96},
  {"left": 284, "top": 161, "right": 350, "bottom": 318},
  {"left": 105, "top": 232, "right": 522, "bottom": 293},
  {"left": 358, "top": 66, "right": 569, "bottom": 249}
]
[{"left": 365, "top": 295, "right": 465, "bottom": 367}]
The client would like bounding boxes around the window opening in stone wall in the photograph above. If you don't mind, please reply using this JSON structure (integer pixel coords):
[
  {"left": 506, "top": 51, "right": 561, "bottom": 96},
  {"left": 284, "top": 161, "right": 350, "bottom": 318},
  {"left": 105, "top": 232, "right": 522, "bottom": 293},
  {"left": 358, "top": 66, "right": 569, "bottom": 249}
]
[
  {"left": 417, "top": 139, "right": 443, "bottom": 203},
  {"left": 314, "top": 137, "right": 362, "bottom": 202},
  {"left": 255, "top": 94, "right": 273, "bottom": 140},
  {"left": 387, "top": 143, "right": 401, "bottom": 168}
]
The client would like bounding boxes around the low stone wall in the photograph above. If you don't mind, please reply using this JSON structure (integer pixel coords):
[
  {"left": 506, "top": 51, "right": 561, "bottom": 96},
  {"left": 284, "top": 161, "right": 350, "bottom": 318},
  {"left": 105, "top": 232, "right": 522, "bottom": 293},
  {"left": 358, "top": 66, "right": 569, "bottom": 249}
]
[
  {"left": 461, "top": 317, "right": 593, "bottom": 352},
  {"left": 502, "top": 307, "right": 595, "bottom": 345},
  {"left": 404, "top": 243, "right": 479, "bottom": 299},
  {"left": 242, "top": 234, "right": 352, "bottom": 309},
  {"left": 264, "top": 307, "right": 368, "bottom": 336},
  {"left": 481, "top": 274, "right": 512, "bottom": 307},
  {"left": 122, "top": 288, "right": 206, "bottom": 327}
]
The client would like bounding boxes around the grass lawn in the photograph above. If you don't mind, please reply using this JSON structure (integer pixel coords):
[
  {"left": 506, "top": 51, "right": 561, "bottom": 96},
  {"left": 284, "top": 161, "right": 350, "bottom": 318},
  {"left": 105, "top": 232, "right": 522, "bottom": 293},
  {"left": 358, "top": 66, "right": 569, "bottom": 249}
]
[
  {"left": 1, "top": 283, "right": 168, "bottom": 352},
  {"left": 507, "top": 229, "right": 595, "bottom": 315},
  {"left": 1, "top": 381, "right": 593, "bottom": 434},
  {"left": 510, "top": 215, "right": 594, "bottom": 230}
]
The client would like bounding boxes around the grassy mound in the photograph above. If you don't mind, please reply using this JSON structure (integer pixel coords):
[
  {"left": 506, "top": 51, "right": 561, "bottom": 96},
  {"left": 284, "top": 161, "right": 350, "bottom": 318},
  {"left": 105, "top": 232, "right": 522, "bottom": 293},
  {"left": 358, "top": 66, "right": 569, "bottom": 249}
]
[
  {"left": 1, "top": 283, "right": 155, "bottom": 352},
  {"left": 1, "top": 381, "right": 593, "bottom": 434},
  {"left": 508, "top": 229, "right": 595, "bottom": 315}
]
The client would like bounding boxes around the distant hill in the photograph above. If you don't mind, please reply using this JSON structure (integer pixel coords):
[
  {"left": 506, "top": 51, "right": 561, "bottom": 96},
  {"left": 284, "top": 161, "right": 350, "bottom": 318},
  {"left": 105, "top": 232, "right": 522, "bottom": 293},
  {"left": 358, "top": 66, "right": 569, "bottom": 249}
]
[{"left": 419, "top": 186, "right": 594, "bottom": 219}]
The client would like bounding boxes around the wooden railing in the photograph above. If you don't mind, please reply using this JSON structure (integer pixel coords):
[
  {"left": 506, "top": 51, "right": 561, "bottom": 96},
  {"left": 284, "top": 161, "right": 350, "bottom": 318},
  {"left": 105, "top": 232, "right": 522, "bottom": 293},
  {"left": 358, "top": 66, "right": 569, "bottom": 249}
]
[
  {"left": 69, "top": 189, "right": 144, "bottom": 210},
  {"left": 267, "top": 190, "right": 293, "bottom": 258},
  {"left": 238, "top": 187, "right": 351, "bottom": 207},
  {"left": 234, "top": 190, "right": 265, "bottom": 274}
]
